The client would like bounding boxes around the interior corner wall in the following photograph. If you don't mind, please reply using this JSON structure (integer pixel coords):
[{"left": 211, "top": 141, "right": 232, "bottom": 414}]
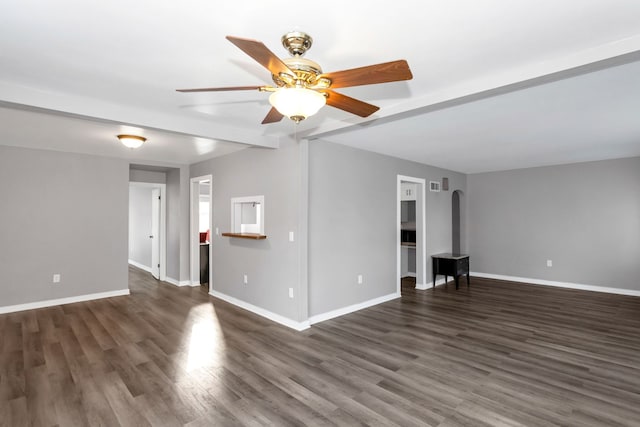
[
  {"left": 307, "top": 140, "right": 467, "bottom": 317},
  {"left": 165, "top": 166, "right": 190, "bottom": 283},
  {"left": 467, "top": 156, "right": 640, "bottom": 291},
  {"left": 179, "top": 167, "right": 191, "bottom": 282},
  {"left": 189, "top": 140, "right": 306, "bottom": 323},
  {"left": 0, "top": 145, "right": 129, "bottom": 307}
]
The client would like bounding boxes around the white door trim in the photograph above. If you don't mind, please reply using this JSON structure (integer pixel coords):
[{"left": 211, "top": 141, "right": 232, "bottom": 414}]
[
  {"left": 129, "top": 182, "right": 167, "bottom": 281},
  {"left": 397, "top": 175, "right": 427, "bottom": 292},
  {"left": 151, "top": 187, "right": 161, "bottom": 279}
]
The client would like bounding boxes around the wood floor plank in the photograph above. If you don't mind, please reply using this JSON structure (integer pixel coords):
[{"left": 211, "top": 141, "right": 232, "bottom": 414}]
[
  {"left": 0, "top": 349, "right": 25, "bottom": 401},
  {"left": 7, "top": 396, "right": 29, "bottom": 427},
  {"left": 132, "top": 394, "right": 183, "bottom": 427},
  {"left": 2, "top": 268, "right": 640, "bottom": 426},
  {"left": 136, "top": 365, "right": 196, "bottom": 424},
  {"left": 99, "top": 370, "right": 151, "bottom": 427},
  {"left": 24, "top": 365, "right": 58, "bottom": 427}
]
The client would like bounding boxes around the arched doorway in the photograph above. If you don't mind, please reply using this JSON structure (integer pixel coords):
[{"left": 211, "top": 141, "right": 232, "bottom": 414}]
[{"left": 452, "top": 190, "right": 462, "bottom": 254}]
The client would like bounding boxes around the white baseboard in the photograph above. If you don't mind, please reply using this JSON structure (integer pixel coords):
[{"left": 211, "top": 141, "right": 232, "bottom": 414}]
[
  {"left": 472, "top": 272, "right": 640, "bottom": 297},
  {"left": 165, "top": 277, "right": 192, "bottom": 287},
  {"left": 209, "top": 290, "right": 310, "bottom": 331},
  {"left": 416, "top": 277, "right": 448, "bottom": 290},
  {"left": 128, "top": 259, "right": 152, "bottom": 273},
  {"left": 309, "top": 292, "right": 401, "bottom": 325},
  {"left": 0, "top": 289, "right": 130, "bottom": 315}
]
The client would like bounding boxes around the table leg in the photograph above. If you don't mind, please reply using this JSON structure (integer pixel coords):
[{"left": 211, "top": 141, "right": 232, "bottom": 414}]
[{"left": 455, "top": 275, "right": 459, "bottom": 289}]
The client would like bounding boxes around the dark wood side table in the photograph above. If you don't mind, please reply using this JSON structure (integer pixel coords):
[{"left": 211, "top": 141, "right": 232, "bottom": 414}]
[{"left": 432, "top": 253, "right": 470, "bottom": 290}]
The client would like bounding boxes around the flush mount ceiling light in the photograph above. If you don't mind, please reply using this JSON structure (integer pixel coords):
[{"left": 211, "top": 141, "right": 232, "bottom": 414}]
[
  {"left": 117, "top": 134, "right": 146, "bottom": 149},
  {"left": 268, "top": 87, "right": 326, "bottom": 123}
]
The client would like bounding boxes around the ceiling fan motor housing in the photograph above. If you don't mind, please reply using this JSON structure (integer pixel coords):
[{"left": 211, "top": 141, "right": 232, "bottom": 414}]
[
  {"left": 271, "top": 32, "right": 330, "bottom": 90},
  {"left": 281, "top": 31, "right": 313, "bottom": 56}
]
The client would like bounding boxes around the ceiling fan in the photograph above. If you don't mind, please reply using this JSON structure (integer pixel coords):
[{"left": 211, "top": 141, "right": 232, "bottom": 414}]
[{"left": 177, "top": 31, "right": 413, "bottom": 124}]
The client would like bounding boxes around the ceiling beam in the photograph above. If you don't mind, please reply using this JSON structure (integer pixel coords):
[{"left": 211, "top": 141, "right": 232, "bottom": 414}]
[
  {"left": 0, "top": 82, "right": 280, "bottom": 149},
  {"left": 308, "top": 35, "right": 640, "bottom": 140}
]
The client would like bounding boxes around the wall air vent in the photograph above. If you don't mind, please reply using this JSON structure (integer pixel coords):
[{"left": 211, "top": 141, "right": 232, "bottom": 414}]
[{"left": 429, "top": 181, "right": 441, "bottom": 192}]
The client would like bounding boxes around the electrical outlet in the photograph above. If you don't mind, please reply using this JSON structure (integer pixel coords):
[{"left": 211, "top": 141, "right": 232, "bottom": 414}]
[
  {"left": 243, "top": 274, "right": 248, "bottom": 285},
  {"left": 546, "top": 260, "right": 553, "bottom": 267},
  {"left": 52, "top": 274, "right": 61, "bottom": 283},
  {"left": 288, "top": 288, "right": 294, "bottom": 298},
  {"left": 289, "top": 231, "right": 294, "bottom": 242},
  {"left": 357, "top": 274, "right": 363, "bottom": 284}
]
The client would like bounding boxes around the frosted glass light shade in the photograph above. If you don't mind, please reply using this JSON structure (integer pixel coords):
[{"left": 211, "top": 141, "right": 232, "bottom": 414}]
[
  {"left": 269, "top": 88, "right": 326, "bottom": 122},
  {"left": 117, "top": 134, "right": 146, "bottom": 149}
]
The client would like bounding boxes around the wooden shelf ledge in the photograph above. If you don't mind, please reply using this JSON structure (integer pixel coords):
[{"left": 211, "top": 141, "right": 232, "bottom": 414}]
[{"left": 221, "top": 232, "right": 267, "bottom": 240}]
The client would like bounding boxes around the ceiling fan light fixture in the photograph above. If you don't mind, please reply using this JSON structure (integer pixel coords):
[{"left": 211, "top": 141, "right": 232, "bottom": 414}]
[
  {"left": 117, "top": 134, "right": 147, "bottom": 149},
  {"left": 269, "top": 87, "right": 326, "bottom": 123},
  {"left": 178, "top": 32, "right": 413, "bottom": 124}
]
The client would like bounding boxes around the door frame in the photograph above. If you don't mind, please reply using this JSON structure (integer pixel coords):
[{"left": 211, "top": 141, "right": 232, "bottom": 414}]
[
  {"left": 151, "top": 187, "right": 161, "bottom": 279},
  {"left": 190, "top": 175, "right": 213, "bottom": 290},
  {"left": 128, "top": 182, "right": 167, "bottom": 281},
  {"left": 397, "top": 175, "right": 427, "bottom": 292}
]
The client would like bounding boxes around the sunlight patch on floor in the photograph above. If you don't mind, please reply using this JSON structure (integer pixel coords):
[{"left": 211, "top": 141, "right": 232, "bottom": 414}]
[{"left": 184, "top": 303, "right": 226, "bottom": 373}]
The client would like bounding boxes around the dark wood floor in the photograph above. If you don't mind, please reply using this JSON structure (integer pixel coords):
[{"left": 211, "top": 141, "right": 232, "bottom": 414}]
[{"left": 2, "top": 268, "right": 640, "bottom": 426}]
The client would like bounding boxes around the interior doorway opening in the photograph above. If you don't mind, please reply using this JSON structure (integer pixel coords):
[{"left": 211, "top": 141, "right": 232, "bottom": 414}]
[
  {"left": 397, "top": 175, "right": 427, "bottom": 292},
  {"left": 190, "top": 176, "right": 213, "bottom": 290},
  {"left": 452, "top": 190, "right": 465, "bottom": 255},
  {"left": 128, "top": 182, "right": 167, "bottom": 281},
  {"left": 452, "top": 190, "right": 461, "bottom": 254}
]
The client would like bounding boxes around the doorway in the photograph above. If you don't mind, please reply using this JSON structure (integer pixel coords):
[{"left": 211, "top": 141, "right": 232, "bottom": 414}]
[
  {"left": 190, "top": 175, "right": 213, "bottom": 290},
  {"left": 128, "top": 182, "right": 167, "bottom": 281},
  {"left": 452, "top": 190, "right": 465, "bottom": 255},
  {"left": 397, "top": 175, "right": 427, "bottom": 292}
]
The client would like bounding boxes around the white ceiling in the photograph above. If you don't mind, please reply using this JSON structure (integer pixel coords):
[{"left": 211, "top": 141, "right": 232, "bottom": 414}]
[{"left": 1, "top": 1, "right": 639, "bottom": 172}]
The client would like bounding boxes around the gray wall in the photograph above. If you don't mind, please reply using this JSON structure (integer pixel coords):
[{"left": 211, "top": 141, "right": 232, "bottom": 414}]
[
  {"left": 165, "top": 168, "right": 187, "bottom": 282},
  {"left": 190, "top": 140, "right": 305, "bottom": 322},
  {"left": 129, "top": 169, "right": 166, "bottom": 184},
  {"left": 308, "top": 140, "right": 467, "bottom": 317},
  {"left": 128, "top": 185, "right": 152, "bottom": 268},
  {"left": 467, "top": 156, "right": 640, "bottom": 290},
  {"left": 0, "top": 146, "right": 129, "bottom": 307}
]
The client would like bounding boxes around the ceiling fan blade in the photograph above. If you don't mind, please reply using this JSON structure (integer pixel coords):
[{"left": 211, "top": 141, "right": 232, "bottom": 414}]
[
  {"left": 320, "top": 60, "right": 413, "bottom": 89},
  {"left": 226, "top": 36, "right": 294, "bottom": 77},
  {"left": 323, "top": 90, "right": 380, "bottom": 117},
  {"left": 176, "top": 85, "right": 265, "bottom": 93},
  {"left": 261, "top": 107, "right": 284, "bottom": 124}
]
